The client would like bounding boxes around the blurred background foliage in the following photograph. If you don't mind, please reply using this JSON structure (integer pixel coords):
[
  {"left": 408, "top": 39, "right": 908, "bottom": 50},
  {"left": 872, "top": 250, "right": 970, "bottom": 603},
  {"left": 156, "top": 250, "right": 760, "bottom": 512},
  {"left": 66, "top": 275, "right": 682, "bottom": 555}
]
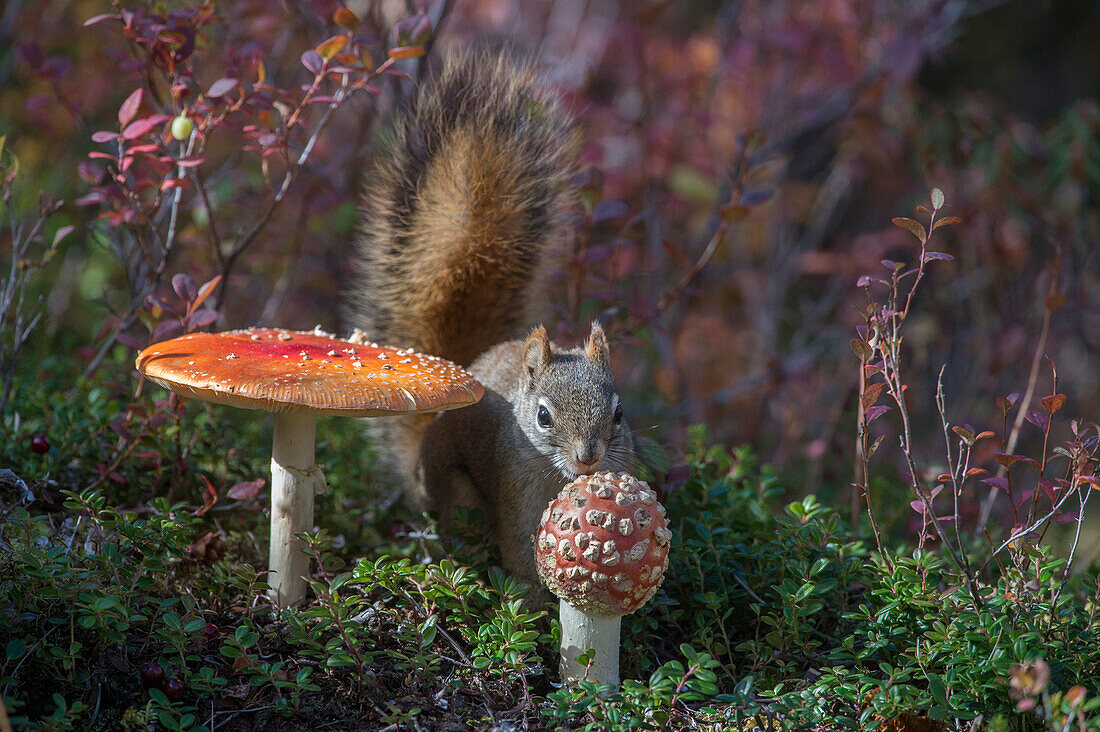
[{"left": 1, "top": 0, "right": 1098, "bottom": 544}]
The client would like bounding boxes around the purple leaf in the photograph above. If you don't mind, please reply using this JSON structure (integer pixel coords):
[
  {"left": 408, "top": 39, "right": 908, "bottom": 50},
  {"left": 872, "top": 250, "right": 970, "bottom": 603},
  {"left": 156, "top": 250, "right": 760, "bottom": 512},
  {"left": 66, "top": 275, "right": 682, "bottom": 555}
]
[
  {"left": 740, "top": 188, "right": 773, "bottom": 206},
  {"left": 172, "top": 273, "right": 197, "bottom": 301},
  {"left": 1052, "top": 511, "right": 1080, "bottom": 524},
  {"left": 921, "top": 251, "right": 954, "bottom": 263},
  {"left": 1025, "top": 411, "right": 1050, "bottom": 431},
  {"left": 186, "top": 309, "right": 218, "bottom": 329},
  {"left": 591, "top": 199, "right": 629, "bottom": 224},
  {"left": 17, "top": 43, "right": 43, "bottom": 69},
  {"left": 206, "top": 77, "right": 238, "bottom": 98},
  {"left": 91, "top": 130, "right": 118, "bottom": 143},
  {"left": 152, "top": 319, "right": 183, "bottom": 341},
  {"left": 981, "top": 477, "right": 1009, "bottom": 492},
  {"left": 300, "top": 50, "right": 323, "bottom": 74},
  {"left": 909, "top": 499, "right": 927, "bottom": 515},
  {"left": 865, "top": 405, "right": 891, "bottom": 423}
]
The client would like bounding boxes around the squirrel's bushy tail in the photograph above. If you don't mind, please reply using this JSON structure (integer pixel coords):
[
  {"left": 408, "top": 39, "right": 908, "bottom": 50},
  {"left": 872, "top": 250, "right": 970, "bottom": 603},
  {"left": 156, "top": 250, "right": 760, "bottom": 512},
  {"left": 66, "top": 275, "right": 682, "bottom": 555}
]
[
  {"left": 346, "top": 51, "right": 574, "bottom": 489},
  {"left": 348, "top": 50, "right": 574, "bottom": 366}
]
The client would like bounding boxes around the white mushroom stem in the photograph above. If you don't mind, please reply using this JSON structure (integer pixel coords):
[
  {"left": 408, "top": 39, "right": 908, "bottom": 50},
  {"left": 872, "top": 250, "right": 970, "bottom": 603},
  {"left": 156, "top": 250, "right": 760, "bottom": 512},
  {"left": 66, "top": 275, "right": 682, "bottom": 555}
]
[
  {"left": 268, "top": 410, "right": 322, "bottom": 606},
  {"left": 559, "top": 599, "right": 621, "bottom": 687}
]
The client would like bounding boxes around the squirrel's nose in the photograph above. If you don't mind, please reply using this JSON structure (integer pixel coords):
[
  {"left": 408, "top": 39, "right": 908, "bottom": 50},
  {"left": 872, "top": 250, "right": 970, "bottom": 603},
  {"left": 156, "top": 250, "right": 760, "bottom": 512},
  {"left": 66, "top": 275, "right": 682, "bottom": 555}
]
[{"left": 573, "top": 441, "right": 606, "bottom": 472}]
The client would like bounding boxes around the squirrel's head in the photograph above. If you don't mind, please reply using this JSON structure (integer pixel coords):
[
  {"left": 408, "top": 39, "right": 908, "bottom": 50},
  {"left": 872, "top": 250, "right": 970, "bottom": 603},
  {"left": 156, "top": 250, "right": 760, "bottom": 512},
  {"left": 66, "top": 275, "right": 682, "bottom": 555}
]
[{"left": 516, "top": 323, "right": 631, "bottom": 480}]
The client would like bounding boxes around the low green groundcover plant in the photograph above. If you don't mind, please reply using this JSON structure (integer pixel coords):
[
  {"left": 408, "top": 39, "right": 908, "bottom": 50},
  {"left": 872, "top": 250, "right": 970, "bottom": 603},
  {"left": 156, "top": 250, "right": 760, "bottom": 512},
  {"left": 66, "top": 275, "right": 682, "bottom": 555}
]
[{"left": 2, "top": 369, "right": 1097, "bottom": 731}]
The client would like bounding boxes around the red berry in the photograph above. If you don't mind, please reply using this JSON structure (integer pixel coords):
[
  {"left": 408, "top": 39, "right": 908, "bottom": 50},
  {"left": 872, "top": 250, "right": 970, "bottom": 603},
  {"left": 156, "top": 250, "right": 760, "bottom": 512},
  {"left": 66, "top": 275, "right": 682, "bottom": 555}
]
[
  {"left": 31, "top": 434, "right": 49, "bottom": 455},
  {"left": 200, "top": 623, "right": 218, "bottom": 641},
  {"left": 163, "top": 677, "right": 185, "bottom": 702},
  {"left": 140, "top": 662, "right": 165, "bottom": 688}
]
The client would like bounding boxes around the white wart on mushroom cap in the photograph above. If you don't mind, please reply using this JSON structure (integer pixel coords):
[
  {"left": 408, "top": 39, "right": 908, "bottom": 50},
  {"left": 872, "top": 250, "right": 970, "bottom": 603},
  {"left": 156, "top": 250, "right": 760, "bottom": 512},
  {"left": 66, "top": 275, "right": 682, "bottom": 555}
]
[
  {"left": 535, "top": 472, "right": 671, "bottom": 617},
  {"left": 136, "top": 326, "right": 484, "bottom": 415}
]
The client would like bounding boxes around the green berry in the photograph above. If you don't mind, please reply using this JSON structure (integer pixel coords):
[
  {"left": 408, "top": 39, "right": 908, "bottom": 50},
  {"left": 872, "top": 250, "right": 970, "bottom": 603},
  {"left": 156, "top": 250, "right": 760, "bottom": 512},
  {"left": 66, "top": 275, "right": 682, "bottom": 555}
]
[{"left": 170, "top": 115, "right": 194, "bottom": 141}]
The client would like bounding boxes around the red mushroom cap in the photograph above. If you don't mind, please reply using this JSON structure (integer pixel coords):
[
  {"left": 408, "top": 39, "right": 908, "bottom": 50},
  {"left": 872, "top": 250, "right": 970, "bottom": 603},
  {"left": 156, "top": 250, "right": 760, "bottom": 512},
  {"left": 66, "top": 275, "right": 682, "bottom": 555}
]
[
  {"left": 535, "top": 472, "right": 671, "bottom": 617},
  {"left": 136, "top": 327, "right": 483, "bottom": 416}
]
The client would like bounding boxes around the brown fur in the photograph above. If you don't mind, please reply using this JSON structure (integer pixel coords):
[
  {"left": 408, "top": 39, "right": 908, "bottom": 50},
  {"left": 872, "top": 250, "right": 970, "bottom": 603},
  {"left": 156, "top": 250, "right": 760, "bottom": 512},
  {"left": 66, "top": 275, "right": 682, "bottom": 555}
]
[
  {"left": 347, "top": 52, "right": 576, "bottom": 486},
  {"left": 347, "top": 53, "right": 635, "bottom": 587}
]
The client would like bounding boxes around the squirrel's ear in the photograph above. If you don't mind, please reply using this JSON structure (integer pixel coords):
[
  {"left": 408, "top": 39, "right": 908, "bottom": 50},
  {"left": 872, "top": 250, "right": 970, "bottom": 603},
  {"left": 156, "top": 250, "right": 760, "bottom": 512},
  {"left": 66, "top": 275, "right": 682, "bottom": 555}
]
[
  {"left": 585, "top": 322, "right": 610, "bottom": 369},
  {"left": 523, "top": 326, "right": 552, "bottom": 384}
]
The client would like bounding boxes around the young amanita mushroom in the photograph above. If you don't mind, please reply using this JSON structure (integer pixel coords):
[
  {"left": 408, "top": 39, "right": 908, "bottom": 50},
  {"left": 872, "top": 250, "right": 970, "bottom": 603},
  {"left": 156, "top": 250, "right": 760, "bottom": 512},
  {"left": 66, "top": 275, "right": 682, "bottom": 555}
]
[
  {"left": 136, "top": 326, "right": 483, "bottom": 606},
  {"left": 535, "top": 471, "right": 671, "bottom": 688}
]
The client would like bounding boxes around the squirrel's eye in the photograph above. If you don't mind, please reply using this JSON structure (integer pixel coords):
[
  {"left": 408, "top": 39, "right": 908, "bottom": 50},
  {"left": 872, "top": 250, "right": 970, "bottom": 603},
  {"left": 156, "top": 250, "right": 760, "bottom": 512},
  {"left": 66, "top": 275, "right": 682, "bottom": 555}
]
[
  {"left": 613, "top": 404, "right": 623, "bottom": 424},
  {"left": 537, "top": 405, "right": 553, "bottom": 429}
]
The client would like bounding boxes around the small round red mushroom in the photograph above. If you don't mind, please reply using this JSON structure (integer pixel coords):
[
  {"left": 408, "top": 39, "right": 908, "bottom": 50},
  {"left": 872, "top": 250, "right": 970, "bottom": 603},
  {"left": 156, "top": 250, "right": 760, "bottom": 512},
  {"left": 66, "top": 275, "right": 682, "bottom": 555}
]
[{"left": 535, "top": 471, "right": 671, "bottom": 687}]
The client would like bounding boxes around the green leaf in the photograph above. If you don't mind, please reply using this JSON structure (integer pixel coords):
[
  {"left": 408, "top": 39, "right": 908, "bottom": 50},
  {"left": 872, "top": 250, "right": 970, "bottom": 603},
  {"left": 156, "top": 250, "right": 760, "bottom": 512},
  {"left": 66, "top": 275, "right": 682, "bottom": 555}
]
[
  {"left": 930, "top": 187, "right": 945, "bottom": 210},
  {"left": 5, "top": 639, "right": 26, "bottom": 660},
  {"left": 927, "top": 673, "right": 947, "bottom": 706}
]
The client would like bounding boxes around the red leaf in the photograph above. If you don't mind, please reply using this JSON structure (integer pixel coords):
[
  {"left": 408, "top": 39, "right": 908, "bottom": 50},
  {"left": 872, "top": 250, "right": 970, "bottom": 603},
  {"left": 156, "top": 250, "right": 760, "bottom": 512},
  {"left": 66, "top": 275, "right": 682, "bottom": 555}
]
[
  {"left": 188, "top": 275, "right": 222, "bottom": 316},
  {"left": 932, "top": 216, "right": 963, "bottom": 230},
  {"left": 1041, "top": 394, "right": 1066, "bottom": 415},
  {"left": 196, "top": 475, "right": 218, "bottom": 517},
  {"left": 121, "top": 116, "right": 167, "bottom": 140},
  {"left": 92, "top": 130, "right": 118, "bottom": 143},
  {"left": 861, "top": 382, "right": 885, "bottom": 410},
  {"left": 850, "top": 339, "right": 872, "bottom": 361},
  {"left": 333, "top": 8, "right": 360, "bottom": 30},
  {"left": 387, "top": 45, "right": 426, "bottom": 61},
  {"left": 1077, "top": 476, "right": 1100, "bottom": 490},
  {"left": 891, "top": 217, "right": 927, "bottom": 243},
  {"left": 118, "top": 88, "right": 143, "bottom": 127},
  {"left": 315, "top": 35, "right": 348, "bottom": 61},
  {"left": 227, "top": 479, "right": 265, "bottom": 501},
  {"left": 174, "top": 156, "right": 207, "bottom": 168},
  {"left": 965, "top": 467, "right": 989, "bottom": 478},
  {"left": 994, "top": 453, "right": 1027, "bottom": 468},
  {"left": 53, "top": 225, "right": 75, "bottom": 247}
]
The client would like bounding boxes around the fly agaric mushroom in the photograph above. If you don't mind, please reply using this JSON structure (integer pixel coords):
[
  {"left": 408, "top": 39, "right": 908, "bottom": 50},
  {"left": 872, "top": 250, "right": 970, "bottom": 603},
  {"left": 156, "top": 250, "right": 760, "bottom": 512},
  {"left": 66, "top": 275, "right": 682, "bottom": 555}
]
[
  {"left": 535, "top": 471, "right": 671, "bottom": 687},
  {"left": 136, "top": 326, "right": 483, "bottom": 606}
]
